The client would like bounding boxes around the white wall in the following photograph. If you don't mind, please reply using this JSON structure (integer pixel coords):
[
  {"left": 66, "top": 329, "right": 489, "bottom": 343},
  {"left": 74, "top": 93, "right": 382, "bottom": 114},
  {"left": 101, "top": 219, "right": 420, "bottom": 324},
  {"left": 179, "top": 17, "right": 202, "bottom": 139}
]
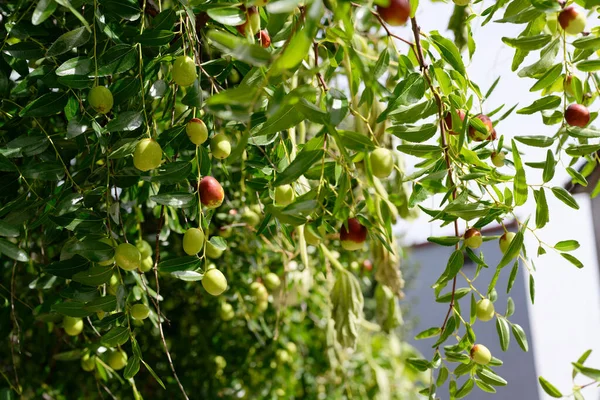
[{"left": 526, "top": 193, "right": 600, "bottom": 399}]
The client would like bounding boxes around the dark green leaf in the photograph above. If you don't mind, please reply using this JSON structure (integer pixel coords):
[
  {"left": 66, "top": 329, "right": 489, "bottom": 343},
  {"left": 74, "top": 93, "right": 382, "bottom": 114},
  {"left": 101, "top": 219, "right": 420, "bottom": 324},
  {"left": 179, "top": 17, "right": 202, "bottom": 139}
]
[
  {"left": 137, "top": 30, "right": 175, "bottom": 46},
  {"left": 52, "top": 301, "right": 93, "bottom": 317},
  {"left": 44, "top": 256, "right": 90, "bottom": 279},
  {"left": 32, "top": 0, "right": 58, "bottom": 25},
  {"left": 72, "top": 265, "right": 114, "bottom": 286},
  {"left": 56, "top": 57, "right": 92, "bottom": 76},
  {"left": 274, "top": 147, "right": 324, "bottom": 186},
  {"left": 123, "top": 355, "right": 141, "bottom": 379},
  {"left": 84, "top": 296, "right": 117, "bottom": 312},
  {"left": 105, "top": 111, "right": 143, "bottom": 132},
  {"left": 96, "top": 45, "right": 137, "bottom": 76},
  {"left": 5, "top": 42, "right": 44, "bottom": 59},
  {"left": 0, "top": 238, "right": 29, "bottom": 262},
  {"left": 19, "top": 92, "right": 69, "bottom": 117},
  {"left": 101, "top": 326, "right": 130, "bottom": 347},
  {"left": 158, "top": 256, "right": 201, "bottom": 273},
  {"left": 47, "top": 26, "right": 91, "bottom": 57}
]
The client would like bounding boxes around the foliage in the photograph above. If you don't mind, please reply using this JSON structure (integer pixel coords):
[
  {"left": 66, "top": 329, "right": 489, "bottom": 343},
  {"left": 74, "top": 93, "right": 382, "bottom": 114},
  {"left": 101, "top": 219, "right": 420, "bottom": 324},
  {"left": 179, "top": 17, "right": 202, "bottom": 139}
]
[{"left": 1, "top": 0, "right": 599, "bottom": 398}]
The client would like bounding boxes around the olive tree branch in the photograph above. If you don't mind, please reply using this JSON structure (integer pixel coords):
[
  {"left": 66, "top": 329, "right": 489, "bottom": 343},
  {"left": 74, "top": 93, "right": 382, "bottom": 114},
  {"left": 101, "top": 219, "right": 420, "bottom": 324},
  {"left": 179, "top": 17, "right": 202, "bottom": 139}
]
[
  {"left": 409, "top": 13, "right": 460, "bottom": 351},
  {"left": 314, "top": 42, "right": 328, "bottom": 92}
]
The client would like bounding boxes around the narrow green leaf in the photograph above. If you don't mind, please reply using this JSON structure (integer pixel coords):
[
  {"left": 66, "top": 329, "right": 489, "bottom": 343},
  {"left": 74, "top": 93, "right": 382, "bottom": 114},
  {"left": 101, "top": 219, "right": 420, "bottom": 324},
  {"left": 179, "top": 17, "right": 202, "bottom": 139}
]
[
  {"left": 516, "top": 95, "right": 561, "bottom": 114},
  {"left": 512, "top": 140, "right": 528, "bottom": 206},
  {"left": 52, "top": 301, "right": 93, "bottom": 317},
  {"left": 387, "top": 123, "right": 438, "bottom": 143},
  {"left": 554, "top": 240, "right": 580, "bottom": 252},
  {"left": 455, "top": 378, "right": 474, "bottom": 398},
  {"left": 0, "top": 238, "right": 29, "bottom": 262},
  {"left": 551, "top": 187, "right": 579, "bottom": 209},
  {"left": 84, "top": 296, "right": 117, "bottom": 312},
  {"left": 538, "top": 377, "right": 562, "bottom": 398},
  {"left": 561, "top": 253, "right": 584, "bottom": 268},
  {"left": 573, "top": 36, "right": 600, "bottom": 50},
  {"left": 123, "top": 355, "right": 141, "bottom": 379},
  {"left": 511, "top": 323, "right": 529, "bottom": 352},
  {"left": 141, "top": 360, "right": 166, "bottom": 389},
  {"left": 427, "top": 236, "right": 461, "bottom": 246},
  {"left": 497, "top": 230, "right": 524, "bottom": 269},
  {"left": 572, "top": 363, "right": 600, "bottom": 380},
  {"left": 542, "top": 150, "right": 555, "bottom": 183},
  {"left": 534, "top": 188, "right": 549, "bottom": 229},
  {"left": 337, "top": 131, "right": 376, "bottom": 152},
  {"left": 567, "top": 167, "right": 587, "bottom": 187},
  {"left": 150, "top": 193, "right": 195, "bottom": 208},
  {"left": 576, "top": 59, "right": 600, "bottom": 72},
  {"left": 72, "top": 265, "right": 114, "bottom": 286},
  {"left": 101, "top": 326, "right": 130, "bottom": 347},
  {"left": 530, "top": 64, "right": 562, "bottom": 92},
  {"left": 496, "top": 317, "right": 510, "bottom": 351},
  {"left": 529, "top": 274, "right": 535, "bottom": 304},
  {"left": 19, "top": 92, "right": 69, "bottom": 117},
  {"left": 47, "top": 26, "right": 91, "bottom": 56},
  {"left": 476, "top": 368, "right": 507, "bottom": 386},
  {"left": 32, "top": 0, "right": 58, "bottom": 25},
  {"left": 206, "top": 7, "right": 244, "bottom": 25},
  {"left": 573, "top": 350, "right": 593, "bottom": 379},
  {"left": 274, "top": 148, "right": 324, "bottom": 186},
  {"left": 430, "top": 32, "right": 466, "bottom": 75},
  {"left": 514, "top": 135, "right": 555, "bottom": 147},
  {"left": 415, "top": 327, "right": 441, "bottom": 340},
  {"left": 507, "top": 261, "right": 519, "bottom": 294},
  {"left": 502, "top": 34, "right": 551, "bottom": 50}
]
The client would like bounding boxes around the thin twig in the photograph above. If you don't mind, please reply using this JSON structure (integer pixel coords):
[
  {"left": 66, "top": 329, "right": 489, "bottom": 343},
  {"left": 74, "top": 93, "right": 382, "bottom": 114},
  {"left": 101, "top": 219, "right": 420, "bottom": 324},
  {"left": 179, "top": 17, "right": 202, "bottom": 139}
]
[
  {"left": 349, "top": 2, "right": 414, "bottom": 47},
  {"left": 313, "top": 42, "right": 328, "bottom": 92},
  {"left": 114, "top": 185, "right": 127, "bottom": 243},
  {"left": 151, "top": 205, "right": 189, "bottom": 400},
  {"left": 10, "top": 261, "right": 21, "bottom": 392}
]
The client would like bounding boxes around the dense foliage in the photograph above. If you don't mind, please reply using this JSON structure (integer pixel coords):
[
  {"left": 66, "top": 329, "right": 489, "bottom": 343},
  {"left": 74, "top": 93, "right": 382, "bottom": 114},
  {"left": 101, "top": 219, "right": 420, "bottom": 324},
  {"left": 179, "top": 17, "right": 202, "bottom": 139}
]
[{"left": 2, "top": 0, "right": 600, "bottom": 399}]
